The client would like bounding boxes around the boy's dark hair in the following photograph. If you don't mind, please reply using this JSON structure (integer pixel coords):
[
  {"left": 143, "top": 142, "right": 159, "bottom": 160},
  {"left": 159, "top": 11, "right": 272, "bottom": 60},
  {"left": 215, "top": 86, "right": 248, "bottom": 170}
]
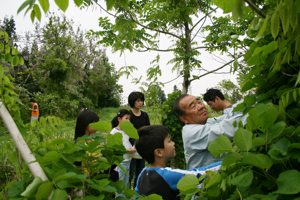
[
  {"left": 203, "top": 88, "right": 225, "bottom": 102},
  {"left": 30, "top": 99, "right": 36, "bottom": 103},
  {"left": 74, "top": 110, "right": 99, "bottom": 141},
  {"left": 172, "top": 94, "right": 189, "bottom": 119},
  {"left": 111, "top": 109, "right": 130, "bottom": 128},
  {"left": 128, "top": 91, "right": 145, "bottom": 108},
  {"left": 135, "top": 125, "right": 169, "bottom": 164}
]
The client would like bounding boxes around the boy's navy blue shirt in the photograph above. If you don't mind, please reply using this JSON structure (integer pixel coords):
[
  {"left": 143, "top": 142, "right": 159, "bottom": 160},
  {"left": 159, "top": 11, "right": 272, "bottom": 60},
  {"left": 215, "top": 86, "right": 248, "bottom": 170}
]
[{"left": 135, "top": 161, "right": 222, "bottom": 200}]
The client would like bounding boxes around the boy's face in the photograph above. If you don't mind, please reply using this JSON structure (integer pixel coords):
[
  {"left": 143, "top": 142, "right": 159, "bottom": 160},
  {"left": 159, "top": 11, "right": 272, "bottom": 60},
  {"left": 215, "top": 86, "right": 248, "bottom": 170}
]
[
  {"left": 206, "top": 96, "right": 223, "bottom": 112},
  {"left": 162, "top": 134, "right": 176, "bottom": 161}
]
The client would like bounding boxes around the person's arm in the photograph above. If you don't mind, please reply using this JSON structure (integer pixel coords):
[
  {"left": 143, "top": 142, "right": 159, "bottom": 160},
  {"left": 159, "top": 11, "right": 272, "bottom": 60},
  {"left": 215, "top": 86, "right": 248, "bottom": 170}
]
[
  {"left": 160, "top": 161, "right": 222, "bottom": 190},
  {"left": 187, "top": 113, "right": 248, "bottom": 151}
]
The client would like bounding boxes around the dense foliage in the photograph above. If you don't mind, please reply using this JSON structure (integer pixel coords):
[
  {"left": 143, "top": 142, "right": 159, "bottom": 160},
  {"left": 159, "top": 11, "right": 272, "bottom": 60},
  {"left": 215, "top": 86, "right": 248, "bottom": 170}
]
[{"left": 1, "top": 14, "right": 123, "bottom": 121}]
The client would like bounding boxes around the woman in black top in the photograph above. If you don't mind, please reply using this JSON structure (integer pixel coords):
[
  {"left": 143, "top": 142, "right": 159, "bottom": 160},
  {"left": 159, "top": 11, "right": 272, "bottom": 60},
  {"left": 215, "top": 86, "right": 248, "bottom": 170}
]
[{"left": 128, "top": 91, "right": 150, "bottom": 188}]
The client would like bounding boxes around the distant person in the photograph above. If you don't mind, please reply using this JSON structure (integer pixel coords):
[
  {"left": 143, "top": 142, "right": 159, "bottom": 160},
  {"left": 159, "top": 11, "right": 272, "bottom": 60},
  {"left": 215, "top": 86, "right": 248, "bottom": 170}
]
[
  {"left": 128, "top": 91, "right": 150, "bottom": 188},
  {"left": 80, "top": 105, "right": 87, "bottom": 112},
  {"left": 135, "top": 125, "right": 222, "bottom": 200},
  {"left": 173, "top": 94, "right": 248, "bottom": 169},
  {"left": 110, "top": 109, "right": 137, "bottom": 197},
  {"left": 74, "top": 110, "right": 118, "bottom": 181},
  {"left": 203, "top": 88, "right": 232, "bottom": 112},
  {"left": 29, "top": 98, "right": 39, "bottom": 123}
]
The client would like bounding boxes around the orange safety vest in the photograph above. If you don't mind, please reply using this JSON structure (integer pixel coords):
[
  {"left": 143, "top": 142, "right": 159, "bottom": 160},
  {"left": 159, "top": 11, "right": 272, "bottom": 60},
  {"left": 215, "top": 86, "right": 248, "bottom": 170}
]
[{"left": 31, "top": 103, "right": 39, "bottom": 116}]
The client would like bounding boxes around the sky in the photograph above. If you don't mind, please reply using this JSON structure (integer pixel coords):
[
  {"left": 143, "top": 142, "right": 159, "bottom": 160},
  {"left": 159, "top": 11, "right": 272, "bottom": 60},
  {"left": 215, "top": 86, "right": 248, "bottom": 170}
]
[{"left": 0, "top": 0, "right": 238, "bottom": 104}]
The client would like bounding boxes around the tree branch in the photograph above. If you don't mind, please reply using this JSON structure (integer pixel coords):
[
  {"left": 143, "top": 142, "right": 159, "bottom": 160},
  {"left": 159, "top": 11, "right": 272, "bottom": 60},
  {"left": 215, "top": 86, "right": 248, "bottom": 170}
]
[
  {"left": 244, "top": 0, "right": 266, "bottom": 19},
  {"left": 190, "top": 54, "right": 244, "bottom": 82}
]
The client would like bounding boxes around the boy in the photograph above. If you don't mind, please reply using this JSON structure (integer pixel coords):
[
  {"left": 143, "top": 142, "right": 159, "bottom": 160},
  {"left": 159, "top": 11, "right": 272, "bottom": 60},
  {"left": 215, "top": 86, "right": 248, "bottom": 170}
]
[{"left": 135, "top": 125, "right": 222, "bottom": 200}]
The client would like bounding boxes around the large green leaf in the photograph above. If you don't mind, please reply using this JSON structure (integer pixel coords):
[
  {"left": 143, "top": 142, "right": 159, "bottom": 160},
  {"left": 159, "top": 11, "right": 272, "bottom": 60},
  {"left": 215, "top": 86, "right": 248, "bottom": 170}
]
[
  {"left": 21, "top": 177, "right": 43, "bottom": 198},
  {"left": 275, "top": 170, "right": 300, "bottom": 194},
  {"left": 119, "top": 121, "right": 139, "bottom": 139},
  {"left": 74, "top": 0, "right": 84, "bottom": 7},
  {"left": 12, "top": 55, "right": 19, "bottom": 66},
  {"left": 271, "top": 11, "right": 280, "bottom": 39},
  {"left": 206, "top": 173, "right": 221, "bottom": 188},
  {"left": 243, "top": 153, "right": 273, "bottom": 169},
  {"left": 222, "top": 152, "right": 242, "bottom": 166},
  {"left": 51, "top": 189, "right": 68, "bottom": 200},
  {"left": 279, "top": 4, "right": 289, "bottom": 35},
  {"left": 208, "top": 135, "right": 233, "bottom": 157},
  {"left": 89, "top": 121, "right": 111, "bottom": 131},
  {"left": 35, "top": 182, "right": 53, "bottom": 200},
  {"left": 107, "top": 132, "right": 124, "bottom": 148},
  {"left": 54, "top": 0, "right": 69, "bottom": 12},
  {"left": 228, "top": 170, "right": 253, "bottom": 187},
  {"left": 255, "top": 104, "right": 279, "bottom": 131},
  {"left": 17, "top": 0, "right": 35, "bottom": 14},
  {"left": 244, "top": 94, "right": 256, "bottom": 106},
  {"left": 266, "top": 121, "right": 286, "bottom": 143},
  {"left": 255, "top": 14, "right": 270, "bottom": 40},
  {"left": 177, "top": 174, "right": 199, "bottom": 191},
  {"left": 213, "top": 0, "right": 236, "bottom": 13},
  {"left": 232, "top": 0, "right": 245, "bottom": 22},
  {"left": 233, "top": 128, "right": 252, "bottom": 152},
  {"left": 106, "top": 0, "right": 117, "bottom": 10},
  {"left": 33, "top": 4, "right": 42, "bottom": 21},
  {"left": 38, "top": 0, "right": 49, "bottom": 13},
  {"left": 43, "top": 151, "right": 61, "bottom": 162}
]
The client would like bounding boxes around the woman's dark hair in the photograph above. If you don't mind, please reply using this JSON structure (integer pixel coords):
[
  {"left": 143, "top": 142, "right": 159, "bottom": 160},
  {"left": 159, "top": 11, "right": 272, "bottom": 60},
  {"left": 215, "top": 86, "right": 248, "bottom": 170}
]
[
  {"left": 128, "top": 91, "right": 145, "bottom": 108},
  {"left": 135, "top": 125, "right": 169, "bottom": 164},
  {"left": 74, "top": 110, "right": 99, "bottom": 141},
  {"left": 111, "top": 109, "right": 130, "bottom": 128}
]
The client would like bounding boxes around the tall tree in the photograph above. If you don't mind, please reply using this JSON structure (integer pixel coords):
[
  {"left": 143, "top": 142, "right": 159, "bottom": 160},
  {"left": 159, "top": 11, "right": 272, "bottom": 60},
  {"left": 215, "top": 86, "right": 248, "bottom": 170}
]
[{"left": 18, "top": 0, "right": 245, "bottom": 94}]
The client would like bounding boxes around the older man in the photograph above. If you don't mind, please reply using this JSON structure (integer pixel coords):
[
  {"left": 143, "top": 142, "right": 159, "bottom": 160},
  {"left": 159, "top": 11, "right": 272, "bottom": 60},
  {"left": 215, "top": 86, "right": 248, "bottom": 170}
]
[{"left": 173, "top": 94, "right": 247, "bottom": 169}]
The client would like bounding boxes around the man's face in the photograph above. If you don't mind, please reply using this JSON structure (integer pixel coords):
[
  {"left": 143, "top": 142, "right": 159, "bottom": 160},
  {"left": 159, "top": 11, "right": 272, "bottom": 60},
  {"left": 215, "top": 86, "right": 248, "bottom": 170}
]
[
  {"left": 179, "top": 95, "right": 209, "bottom": 124},
  {"left": 206, "top": 96, "right": 222, "bottom": 112}
]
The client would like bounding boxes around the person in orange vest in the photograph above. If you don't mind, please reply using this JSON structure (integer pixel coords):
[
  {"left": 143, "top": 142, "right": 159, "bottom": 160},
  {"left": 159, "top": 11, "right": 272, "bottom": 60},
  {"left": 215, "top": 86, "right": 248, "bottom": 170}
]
[{"left": 29, "top": 98, "right": 39, "bottom": 123}]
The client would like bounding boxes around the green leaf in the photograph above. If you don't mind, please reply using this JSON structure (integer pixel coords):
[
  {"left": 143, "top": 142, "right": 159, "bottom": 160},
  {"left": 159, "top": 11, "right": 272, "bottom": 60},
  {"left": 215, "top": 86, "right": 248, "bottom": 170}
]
[
  {"left": 38, "top": 0, "right": 49, "bottom": 13},
  {"left": 5, "top": 44, "right": 10, "bottom": 54},
  {"left": 107, "top": 132, "right": 123, "bottom": 148},
  {"left": 279, "top": 5, "right": 289, "bottom": 35},
  {"left": 8, "top": 180, "right": 26, "bottom": 197},
  {"left": 33, "top": 4, "right": 42, "bottom": 21},
  {"left": 5, "top": 53, "right": 12, "bottom": 62},
  {"left": 271, "top": 11, "right": 280, "bottom": 39},
  {"left": 290, "top": 2, "right": 298, "bottom": 30},
  {"left": 244, "top": 94, "right": 256, "bottom": 106},
  {"left": 275, "top": 170, "right": 300, "bottom": 194},
  {"left": 208, "top": 135, "right": 233, "bottom": 157},
  {"left": 232, "top": 0, "right": 245, "bottom": 22},
  {"left": 74, "top": 0, "right": 84, "bottom": 7},
  {"left": 17, "top": 0, "right": 35, "bottom": 14},
  {"left": 243, "top": 153, "right": 273, "bottom": 169},
  {"left": 89, "top": 121, "right": 111, "bottom": 131},
  {"left": 21, "top": 177, "right": 43, "bottom": 198},
  {"left": 30, "top": 9, "right": 36, "bottom": 22},
  {"left": 252, "top": 137, "right": 266, "bottom": 146},
  {"left": 222, "top": 152, "right": 242, "bottom": 166},
  {"left": 266, "top": 121, "right": 286, "bottom": 143},
  {"left": 213, "top": 0, "right": 236, "bottom": 13},
  {"left": 268, "top": 138, "right": 290, "bottom": 160},
  {"left": 12, "top": 56, "right": 19, "bottom": 66},
  {"left": 232, "top": 102, "right": 246, "bottom": 112},
  {"left": 119, "top": 0, "right": 128, "bottom": 10},
  {"left": 35, "top": 182, "right": 53, "bottom": 200},
  {"left": 256, "top": 104, "right": 279, "bottom": 131},
  {"left": 177, "top": 174, "right": 199, "bottom": 191},
  {"left": 54, "top": 0, "right": 69, "bottom": 12},
  {"left": 256, "top": 14, "right": 270, "bottom": 40},
  {"left": 0, "top": 66, "right": 4, "bottom": 81},
  {"left": 228, "top": 170, "right": 253, "bottom": 187},
  {"left": 206, "top": 173, "right": 221, "bottom": 188},
  {"left": 106, "top": 0, "right": 117, "bottom": 10},
  {"left": 233, "top": 128, "right": 252, "bottom": 152},
  {"left": 43, "top": 151, "right": 61, "bottom": 162},
  {"left": 51, "top": 189, "right": 68, "bottom": 200},
  {"left": 119, "top": 121, "right": 139, "bottom": 139},
  {"left": 54, "top": 172, "right": 77, "bottom": 182}
]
